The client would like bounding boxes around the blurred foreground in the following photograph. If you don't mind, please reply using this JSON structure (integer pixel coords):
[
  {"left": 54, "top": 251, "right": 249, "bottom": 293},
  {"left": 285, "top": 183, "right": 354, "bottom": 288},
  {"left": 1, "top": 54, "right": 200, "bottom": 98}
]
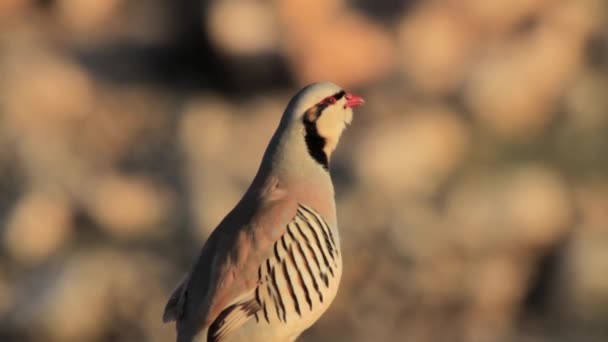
[{"left": 0, "top": 1, "right": 608, "bottom": 341}]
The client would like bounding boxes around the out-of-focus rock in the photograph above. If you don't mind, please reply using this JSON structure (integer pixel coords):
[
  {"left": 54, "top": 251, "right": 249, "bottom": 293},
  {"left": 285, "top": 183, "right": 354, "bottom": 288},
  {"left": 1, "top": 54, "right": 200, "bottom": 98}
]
[
  {"left": 501, "top": 165, "right": 572, "bottom": 249},
  {"left": 71, "top": 88, "right": 170, "bottom": 168},
  {"left": 180, "top": 98, "right": 246, "bottom": 240},
  {"left": 0, "top": 34, "right": 98, "bottom": 251},
  {"left": 0, "top": 37, "right": 170, "bottom": 199},
  {"left": 397, "top": 3, "right": 478, "bottom": 95},
  {"left": 0, "top": 269, "right": 13, "bottom": 317},
  {"left": 88, "top": 175, "right": 173, "bottom": 239},
  {"left": 559, "top": 230, "right": 608, "bottom": 325},
  {"left": 454, "top": 0, "right": 551, "bottom": 35},
  {"left": 445, "top": 172, "right": 507, "bottom": 252},
  {"left": 55, "top": 0, "right": 123, "bottom": 38},
  {"left": 14, "top": 249, "right": 174, "bottom": 341},
  {"left": 188, "top": 165, "right": 244, "bottom": 242},
  {"left": 446, "top": 165, "right": 571, "bottom": 252},
  {"left": 464, "top": 5, "right": 588, "bottom": 139},
  {"left": 389, "top": 202, "right": 446, "bottom": 261},
  {"left": 465, "top": 256, "right": 530, "bottom": 342},
  {"left": 19, "top": 252, "right": 114, "bottom": 341},
  {"left": 575, "top": 182, "right": 608, "bottom": 233},
  {"left": 114, "top": 252, "right": 176, "bottom": 342},
  {"left": 229, "top": 97, "right": 284, "bottom": 174},
  {"left": 547, "top": 0, "right": 605, "bottom": 40},
  {"left": 179, "top": 96, "right": 280, "bottom": 240},
  {"left": 141, "top": 293, "right": 178, "bottom": 342},
  {"left": 0, "top": 0, "right": 28, "bottom": 22},
  {"left": 208, "top": 0, "right": 280, "bottom": 56},
  {"left": 180, "top": 97, "right": 235, "bottom": 164},
  {"left": 564, "top": 70, "right": 608, "bottom": 132},
  {"left": 355, "top": 107, "right": 470, "bottom": 198},
  {"left": 329, "top": 250, "right": 419, "bottom": 342},
  {"left": 276, "top": 0, "right": 395, "bottom": 88},
  {"left": 3, "top": 191, "right": 73, "bottom": 265},
  {"left": 185, "top": 96, "right": 278, "bottom": 177},
  {"left": 1, "top": 48, "right": 93, "bottom": 132},
  {"left": 336, "top": 188, "right": 392, "bottom": 243}
]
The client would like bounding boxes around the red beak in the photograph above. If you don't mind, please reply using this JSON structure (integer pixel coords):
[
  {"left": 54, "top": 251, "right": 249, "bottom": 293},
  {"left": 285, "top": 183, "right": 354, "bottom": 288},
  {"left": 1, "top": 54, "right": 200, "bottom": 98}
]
[{"left": 344, "top": 93, "right": 365, "bottom": 108}]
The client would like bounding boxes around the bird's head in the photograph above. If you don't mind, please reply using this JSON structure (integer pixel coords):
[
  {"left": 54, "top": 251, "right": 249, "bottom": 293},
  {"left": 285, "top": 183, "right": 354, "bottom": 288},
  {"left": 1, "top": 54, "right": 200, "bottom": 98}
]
[{"left": 279, "top": 82, "right": 364, "bottom": 170}]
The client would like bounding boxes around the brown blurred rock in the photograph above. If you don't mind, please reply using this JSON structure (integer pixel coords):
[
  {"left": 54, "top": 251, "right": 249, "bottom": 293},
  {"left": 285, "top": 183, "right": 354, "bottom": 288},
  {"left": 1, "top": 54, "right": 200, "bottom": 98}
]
[
  {"left": 464, "top": 5, "right": 588, "bottom": 139},
  {"left": 72, "top": 89, "right": 170, "bottom": 169},
  {"left": 182, "top": 96, "right": 278, "bottom": 176},
  {"left": 180, "top": 97, "right": 235, "bottom": 163},
  {"left": 564, "top": 69, "right": 608, "bottom": 132},
  {"left": 276, "top": 0, "right": 395, "bottom": 88},
  {"left": 397, "top": 3, "right": 478, "bottom": 95},
  {"left": 355, "top": 107, "right": 470, "bottom": 198},
  {"left": 447, "top": 165, "right": 571, "bottom": 253},
  {"left": 1, "top": 38, "right": 173, "bottom": 236},
  {"left": 4, "top": 191, "right": 73, "bottom": 265},
  {"left": 389, "top": 202, "right": 447, "bottom": 261},
  {"left": 0, "top": 0, "right": 28, "bottom": 22},
  {"left": 336, "top": 188, "right": 392, "bottom": 242},
  {"left": 179, "top": 96, "right": 280, "bottom": 240},
  {"left": 0, "top": 36, "right": 168, "bottom": 197},
  {"left": 465, "top": 256, "right": 530, "bottom": 342},
  {"left": 0, "top": 43, "right": 95, "bottom": 196},
  {"left": 548, "top": 0, "right": 605, "bottom": 40},
  {"left": 502, "top": 165, "right": 572, "bottom": 249},
  {"left": 22, "top": 252, "right": 114, "bottom": 341},
  {"left": 208, "top": 0, "right": 280, "bottom": 56},
  {"left": 0, "top": 269, "right": 13, "bottom": 317},
  {"left": 445, "top": 171, "right": 507, "bottom": 253},
  {"left": 454, "top": 0, "right": 551, "bottom": 35},
  {"left": 88, "top": 175, "right": 173, "bottom": 240},
  {"left": 559, "top": 229, "right": 608, "bottom": 325},
  {"left": 575, "top": 182, "right": 608, "bottom": 233},
  {"left": 115, "top": 252, "right": 176, "bottom": 342},
  {"left": 141, "top": 293, "right": 178, "bottom": 342},
  {"left": 180, "top": 97, "right": 248, "bottom": 240},
  {"left": 2, "top": 48, "right": 93, "bottom": 131},
  {"left": 55, "top": 0, "right": 123, "bottom": 38},
  {"left": 16, "top": 249, "right": 174, "bottom": 341}
]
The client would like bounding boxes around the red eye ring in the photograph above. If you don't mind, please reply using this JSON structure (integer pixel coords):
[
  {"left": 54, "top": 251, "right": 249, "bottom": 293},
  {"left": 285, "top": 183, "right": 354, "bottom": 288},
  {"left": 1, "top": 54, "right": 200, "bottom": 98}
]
[{"left": 324, "top": 96, "right": 336, "bottom": 105}]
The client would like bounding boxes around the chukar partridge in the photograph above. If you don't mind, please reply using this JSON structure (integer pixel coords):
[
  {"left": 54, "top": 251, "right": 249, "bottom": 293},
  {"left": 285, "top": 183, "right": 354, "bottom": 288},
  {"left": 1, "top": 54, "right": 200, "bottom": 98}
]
[{"left": 163, "top": 82, "right": 364, "bottom": 342}]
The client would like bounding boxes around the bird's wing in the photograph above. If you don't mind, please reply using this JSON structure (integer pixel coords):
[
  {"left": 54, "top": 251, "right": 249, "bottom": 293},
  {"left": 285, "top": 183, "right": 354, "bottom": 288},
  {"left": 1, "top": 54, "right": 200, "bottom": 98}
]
[
  {"left": 163, "top": 274, "right": 189, "bottom": 323},
  {"left": 207, "top": 296, "right": 261, "bottom": 342},
  {"left": 164, "top": 177, "right": 298, "bottom": 339}
]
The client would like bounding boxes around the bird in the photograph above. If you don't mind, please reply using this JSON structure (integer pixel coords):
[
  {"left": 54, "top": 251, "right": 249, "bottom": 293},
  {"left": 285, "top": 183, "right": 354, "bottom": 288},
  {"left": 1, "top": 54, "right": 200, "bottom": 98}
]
[{"left": 163, "top": 81, "right": 364, "bottom": 342}]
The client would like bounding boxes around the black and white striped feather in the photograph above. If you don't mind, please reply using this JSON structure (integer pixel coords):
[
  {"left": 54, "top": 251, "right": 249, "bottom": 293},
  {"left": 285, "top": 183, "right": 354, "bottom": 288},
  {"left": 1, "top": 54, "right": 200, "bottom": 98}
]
[{"left": 207, "top": 204, "right": 339, "bottom": 341}]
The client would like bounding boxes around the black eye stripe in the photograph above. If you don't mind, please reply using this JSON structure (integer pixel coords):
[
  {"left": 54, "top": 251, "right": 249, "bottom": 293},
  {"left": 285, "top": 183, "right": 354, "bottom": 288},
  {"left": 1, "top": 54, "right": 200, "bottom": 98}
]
[
  {"left": 315, "top": 90, "right": 346, "bottom": 112},
  {"left": 300, "top": 90, "right": 345, "bottom": 171},
  {"left": 333, "top": 90, "right": 345, "bottom": 101}
]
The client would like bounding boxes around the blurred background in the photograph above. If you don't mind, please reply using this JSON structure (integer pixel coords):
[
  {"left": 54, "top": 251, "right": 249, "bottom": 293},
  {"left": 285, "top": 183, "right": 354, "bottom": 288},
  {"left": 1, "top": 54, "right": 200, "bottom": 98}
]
[{"left": 0, "top": 0, "right": 607, "bottom": 341}]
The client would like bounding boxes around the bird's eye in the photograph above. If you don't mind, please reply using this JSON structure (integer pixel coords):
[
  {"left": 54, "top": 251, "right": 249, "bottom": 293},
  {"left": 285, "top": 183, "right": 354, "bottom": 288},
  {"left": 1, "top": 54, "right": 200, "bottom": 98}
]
[{"left": 324, "top": 96, "right": 336, "bottom": 105}]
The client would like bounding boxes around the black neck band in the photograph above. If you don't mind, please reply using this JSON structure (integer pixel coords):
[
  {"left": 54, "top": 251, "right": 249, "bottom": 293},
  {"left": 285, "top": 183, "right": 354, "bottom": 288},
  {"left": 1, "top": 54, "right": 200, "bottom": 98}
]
[{"left": 303, "top": 120, "right": 329, "bottom": 170}]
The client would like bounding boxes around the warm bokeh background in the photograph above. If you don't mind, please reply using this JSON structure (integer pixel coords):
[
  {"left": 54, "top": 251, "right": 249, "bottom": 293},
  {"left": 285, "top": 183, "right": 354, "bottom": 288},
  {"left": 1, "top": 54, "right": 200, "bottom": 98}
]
[{"left": 0, "top": 0, "right": 607, "bottom": 341}]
